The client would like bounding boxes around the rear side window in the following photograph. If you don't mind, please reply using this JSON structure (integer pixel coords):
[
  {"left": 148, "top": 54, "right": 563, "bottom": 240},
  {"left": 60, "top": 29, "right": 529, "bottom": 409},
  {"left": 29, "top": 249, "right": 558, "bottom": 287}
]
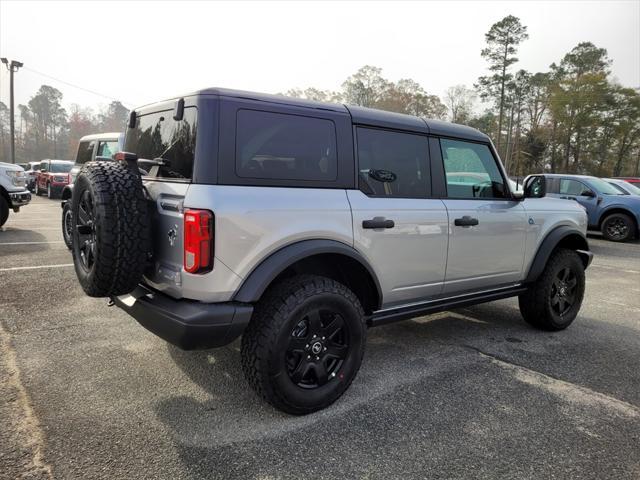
[
  {"left": 441, "top": 139, "right": 506, "bottom": 199},
  {"left": 125, "top": 107, "right": 197, "bottom": 180},
  {"left": 235, "top": 109, "right": 337, "bottom": 181},
  {"left": 76, "top": 141, "right": 95, "bottom": 164},
  {"left": 356, "top": 127, "right": 430, "bottom": 198}
]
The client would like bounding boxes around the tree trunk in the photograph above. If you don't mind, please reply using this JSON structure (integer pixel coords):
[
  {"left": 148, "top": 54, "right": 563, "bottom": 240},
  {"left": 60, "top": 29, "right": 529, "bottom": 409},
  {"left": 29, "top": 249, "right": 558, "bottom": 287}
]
[{"left": 496, "top": 40, "right": 510, "bottom": 156}]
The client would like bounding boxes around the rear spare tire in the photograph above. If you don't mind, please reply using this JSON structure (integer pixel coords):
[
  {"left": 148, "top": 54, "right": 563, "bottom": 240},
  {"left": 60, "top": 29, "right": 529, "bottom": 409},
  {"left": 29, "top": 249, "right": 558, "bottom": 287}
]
[{"left": 71, "top": 161, "right": 150, "bottom": 297}]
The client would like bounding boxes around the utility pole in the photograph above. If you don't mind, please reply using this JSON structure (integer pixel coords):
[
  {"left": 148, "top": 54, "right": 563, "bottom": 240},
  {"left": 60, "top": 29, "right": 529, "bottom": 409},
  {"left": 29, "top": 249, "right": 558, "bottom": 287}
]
[{"left": 1, "top": 58, "right": 23, "bottom": 164}]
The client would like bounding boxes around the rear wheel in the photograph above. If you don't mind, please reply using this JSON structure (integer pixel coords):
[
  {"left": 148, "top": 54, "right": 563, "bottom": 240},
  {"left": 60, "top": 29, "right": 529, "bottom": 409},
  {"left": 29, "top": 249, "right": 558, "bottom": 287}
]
[
  {"left": 519, "top": 249, "right": 585, "bottom": 331},
  {"left": 61, "top": 201, "right": 73, "bottom": 249},
  {"left": 71, "top": 161, "right": 150, "bottom": 297},
  {"left": 241, "top": 274, "right": 366, "bottom": 415},
  {"left": 0, "top": 195, "right": 9, "bottom": 227},
  {"left": 601, "top": 213, "right": 634, "bottom": 242}
]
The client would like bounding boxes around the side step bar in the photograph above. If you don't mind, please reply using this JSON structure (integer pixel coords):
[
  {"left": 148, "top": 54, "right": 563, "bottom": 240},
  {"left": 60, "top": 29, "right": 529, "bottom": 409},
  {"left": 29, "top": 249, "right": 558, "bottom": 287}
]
[{"left": 369, "top": 286, "right": 528, "bottom": 327}]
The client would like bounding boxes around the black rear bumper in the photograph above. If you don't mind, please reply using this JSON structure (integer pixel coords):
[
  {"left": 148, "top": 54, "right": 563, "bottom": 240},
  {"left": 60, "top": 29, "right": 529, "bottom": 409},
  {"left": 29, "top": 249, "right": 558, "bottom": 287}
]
[{"left": 113, "top": 285, "right": 253, "bottom": 350}]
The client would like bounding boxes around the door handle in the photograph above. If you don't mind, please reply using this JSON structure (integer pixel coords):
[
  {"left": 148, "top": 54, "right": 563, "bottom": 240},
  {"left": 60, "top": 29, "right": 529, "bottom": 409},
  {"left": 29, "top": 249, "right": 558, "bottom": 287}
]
[
  {"left": 362, "top": 217, "right": 395, "bottom": 229},
  {"left": 454, "top": 216, "right": 479, "bottom": 227}
]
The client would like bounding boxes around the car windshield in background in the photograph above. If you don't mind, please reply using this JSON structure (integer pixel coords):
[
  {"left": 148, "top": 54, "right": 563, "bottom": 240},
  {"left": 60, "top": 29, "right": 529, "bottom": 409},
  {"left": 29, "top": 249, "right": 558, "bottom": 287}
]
[
  {"left": 590, "top": 177, "right": 625, "bottom": 195},
  {"left": 617, "top": 181, "right": 640, "bottom": 195},
  {"left": 50, "top": 162, "right": 73, "bottom": 173},
  {"left": 124, "top": 107, "right": 197, "bottom": 180}
]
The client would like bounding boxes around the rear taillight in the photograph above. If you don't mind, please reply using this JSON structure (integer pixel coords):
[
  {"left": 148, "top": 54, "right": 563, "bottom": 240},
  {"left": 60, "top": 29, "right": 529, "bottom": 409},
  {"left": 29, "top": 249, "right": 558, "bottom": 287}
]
[{"left": 184, "top": 209, "right": 213, "bottom": 274}]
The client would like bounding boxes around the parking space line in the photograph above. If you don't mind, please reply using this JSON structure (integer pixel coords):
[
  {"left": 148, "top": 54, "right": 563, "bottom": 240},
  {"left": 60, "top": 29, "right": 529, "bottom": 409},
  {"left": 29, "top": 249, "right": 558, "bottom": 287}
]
[
  {"left": 0, "top": 241, "right": 65, "bottom": 245},
  {"left": 0, "top": 264, "right": 73, "bottom": 272}
]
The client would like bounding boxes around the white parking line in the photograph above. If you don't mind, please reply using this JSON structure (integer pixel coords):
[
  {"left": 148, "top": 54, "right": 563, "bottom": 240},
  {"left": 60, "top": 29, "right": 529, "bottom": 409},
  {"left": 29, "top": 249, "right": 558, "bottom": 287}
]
[
  {"left": 0, "top": 264, "right": 73, "bottom": 272},
  {"left": 0, "top": 241, "right": 65, "bottom": 245}
]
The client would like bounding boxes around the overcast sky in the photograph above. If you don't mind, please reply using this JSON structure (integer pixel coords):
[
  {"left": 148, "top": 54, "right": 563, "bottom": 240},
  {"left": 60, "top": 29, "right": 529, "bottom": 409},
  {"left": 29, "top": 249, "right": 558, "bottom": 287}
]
[{"left": 1, "top": 0, "right": 638, "bottom": 113}]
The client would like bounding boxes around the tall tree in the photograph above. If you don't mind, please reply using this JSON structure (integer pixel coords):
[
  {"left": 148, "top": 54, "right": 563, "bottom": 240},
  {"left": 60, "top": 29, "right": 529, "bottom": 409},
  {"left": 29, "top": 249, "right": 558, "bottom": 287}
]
[
  {"left": 341, "top": 65, "right": 389, "bottom": 107},
  {"left": 477, "top": 15, "right": 528, "bottom": 155},
  {"left": 445, "top": 85, "right": 476, "bottom": 124},
  {"left": 98, "top": 101, "right": 129, "bottom": 132}
]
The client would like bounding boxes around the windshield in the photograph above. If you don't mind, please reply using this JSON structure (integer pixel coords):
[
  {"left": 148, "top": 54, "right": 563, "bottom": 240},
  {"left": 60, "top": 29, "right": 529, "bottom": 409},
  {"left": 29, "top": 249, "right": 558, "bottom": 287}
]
[
  {"left": 589, "top": 178, "right": 625, "bottom": 195},
  {"left": 615, "top": 180, "right": 640, "bottom": 195},
  {"left": 50, "top": 163, "right": 73, "bottom": 173}
]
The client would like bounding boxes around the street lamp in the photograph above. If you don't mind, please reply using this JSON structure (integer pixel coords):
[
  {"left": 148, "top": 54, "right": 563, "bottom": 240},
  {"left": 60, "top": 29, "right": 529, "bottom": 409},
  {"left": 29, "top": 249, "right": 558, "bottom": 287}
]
[{"left": 1, "top": 58, "right": 23, "bottom": 164}]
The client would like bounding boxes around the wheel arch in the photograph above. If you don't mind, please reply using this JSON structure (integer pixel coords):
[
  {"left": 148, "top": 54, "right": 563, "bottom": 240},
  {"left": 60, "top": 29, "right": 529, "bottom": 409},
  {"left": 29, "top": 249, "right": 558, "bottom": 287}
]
[
  {"left": 525, "top": 226, "right": 591, "bottom": 283},
  {"left": 233, "top": 239, "right": 383, "bottom": 314}
]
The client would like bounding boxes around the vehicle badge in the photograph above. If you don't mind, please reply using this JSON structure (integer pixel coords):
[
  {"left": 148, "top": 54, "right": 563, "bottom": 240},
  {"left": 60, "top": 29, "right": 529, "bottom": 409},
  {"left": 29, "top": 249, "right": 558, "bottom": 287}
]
[{"left": 168, "top": 225, "right": 178, "bottom": 246}]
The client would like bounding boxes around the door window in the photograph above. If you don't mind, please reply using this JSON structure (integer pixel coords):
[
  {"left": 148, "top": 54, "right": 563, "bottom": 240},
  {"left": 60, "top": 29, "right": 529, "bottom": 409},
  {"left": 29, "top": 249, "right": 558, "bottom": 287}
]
[
  {"left": 76, "top": 141, "right": 95, "bottom": 164},
  {"left": 356, "top": 127, "right": 430, "bottom": 198},
  {"left": 560, "top": 179, "right": 591, "bottom": 196},
  {"left": 235, "top": 109, "right": 337, "bottom": 181},
  {"left": 441, "top": 139, "right": 506, "bottom": 199}
]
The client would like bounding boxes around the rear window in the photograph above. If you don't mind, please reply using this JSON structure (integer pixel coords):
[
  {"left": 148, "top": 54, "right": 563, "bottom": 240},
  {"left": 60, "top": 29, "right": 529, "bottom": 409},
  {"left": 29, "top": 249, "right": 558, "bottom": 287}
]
[
  {"left": 124, "top": 107, "right": 197, "bottom": 180},
  {"left": 235, "top": 109, "right": 337, "bottom": 181},
  {"left": 76, "top": 141, "right": 95, "bottom": 164}
]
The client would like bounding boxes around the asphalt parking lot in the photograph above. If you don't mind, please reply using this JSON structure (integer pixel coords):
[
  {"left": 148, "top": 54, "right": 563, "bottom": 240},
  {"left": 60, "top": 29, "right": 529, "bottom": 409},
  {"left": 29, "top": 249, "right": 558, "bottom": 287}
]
[{"left": 1, "top": 195, "right": 639, "bottom": 480}]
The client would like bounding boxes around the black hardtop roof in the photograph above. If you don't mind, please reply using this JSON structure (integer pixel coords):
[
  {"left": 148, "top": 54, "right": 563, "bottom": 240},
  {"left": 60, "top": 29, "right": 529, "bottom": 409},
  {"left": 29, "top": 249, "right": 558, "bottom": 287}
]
[{"left": 138, "top": 87, "right": 490, "bottom": 143}]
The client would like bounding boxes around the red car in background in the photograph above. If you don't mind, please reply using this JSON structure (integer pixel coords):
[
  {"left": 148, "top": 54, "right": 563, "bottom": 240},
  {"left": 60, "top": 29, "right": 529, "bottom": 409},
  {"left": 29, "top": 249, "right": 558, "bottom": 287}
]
[
  {"left": 34, "top": 159, "right": 74, "bottom": 199},
  {"left": 613, "top": 177, "right": 640, "bottom": 185}
]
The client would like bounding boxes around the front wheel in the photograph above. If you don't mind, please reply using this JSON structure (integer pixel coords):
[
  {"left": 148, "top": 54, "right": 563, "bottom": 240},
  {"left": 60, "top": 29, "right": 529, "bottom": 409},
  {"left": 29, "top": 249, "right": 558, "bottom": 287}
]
[
  {"left": 601, "top": 213, "right": 634, "bottom": 242},
  {"left": 34, "top": 182, "right": 39, "bottom": 196},
  {"left": 519, "top": 249, "right": 585, "bottom": 331},
  {"left": 241, "top": 274, "right": 366, "bottom": 415},
  {"left": 47, "top": 183, "right": 53, "bottom": 199}
]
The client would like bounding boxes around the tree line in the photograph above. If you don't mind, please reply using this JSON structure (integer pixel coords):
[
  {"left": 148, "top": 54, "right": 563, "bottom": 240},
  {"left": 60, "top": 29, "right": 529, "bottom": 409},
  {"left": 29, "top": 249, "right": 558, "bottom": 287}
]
[
  {"left": 1, "top": 14, "right": 638, "bottom": 176},
  {"left": 0, "top": 87, "right": 128, "bottom": 163},
  {"left": 283, "top": 15, "right": 640, "bottom": 177}
]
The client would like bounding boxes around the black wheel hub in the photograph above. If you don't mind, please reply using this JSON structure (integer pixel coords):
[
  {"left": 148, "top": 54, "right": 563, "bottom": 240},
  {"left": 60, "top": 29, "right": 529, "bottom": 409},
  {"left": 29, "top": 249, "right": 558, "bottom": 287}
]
[
  {"left": 77, "top": 190, "right": 96, "bottom": 272},
  {"left": 286, "top": 308, "right": 349, "bottom": 389},
  {"left": 550, "top": 267, "right": 577, "bottom": 316},
  {"left": 605, "top": 218, "right": 629, "bottom": 240}
]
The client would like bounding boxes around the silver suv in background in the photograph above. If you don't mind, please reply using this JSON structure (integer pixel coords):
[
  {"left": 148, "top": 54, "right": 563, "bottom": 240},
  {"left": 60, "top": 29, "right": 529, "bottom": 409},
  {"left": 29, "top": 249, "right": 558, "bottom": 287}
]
[
  {"left": 69, "top": 89, "right": 593, "bottom": 414},
  {"left": 60, "top": 132, "right": 124, "bottom": 248}
]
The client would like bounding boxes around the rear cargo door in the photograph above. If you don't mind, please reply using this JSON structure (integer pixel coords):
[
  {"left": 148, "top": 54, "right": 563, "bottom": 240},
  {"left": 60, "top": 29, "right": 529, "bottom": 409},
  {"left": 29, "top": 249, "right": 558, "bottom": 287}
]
[{"left": 123, "top": 103, "right": 199, "bottom": 298}]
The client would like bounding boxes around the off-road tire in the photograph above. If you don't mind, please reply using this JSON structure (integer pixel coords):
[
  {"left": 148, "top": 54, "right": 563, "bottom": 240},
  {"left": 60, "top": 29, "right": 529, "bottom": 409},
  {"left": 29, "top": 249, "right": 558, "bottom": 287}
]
[
  {"left": 0, "top": 195, "right": 9, "bottom": 227},
  {"left": 61, "top": 201, "right": 73, "bottom": 249},
  {"left": 601, "top": 213, "right": 634, "bottom": 242},
  {"left": 241, "top": 274, "right": 366, "bottom": 415},
  {"left": 71, "top": 161, "right": 150, "bottom": 297},
  {"left": 519, "top": 248, "right": 585, "bottom": 331}
]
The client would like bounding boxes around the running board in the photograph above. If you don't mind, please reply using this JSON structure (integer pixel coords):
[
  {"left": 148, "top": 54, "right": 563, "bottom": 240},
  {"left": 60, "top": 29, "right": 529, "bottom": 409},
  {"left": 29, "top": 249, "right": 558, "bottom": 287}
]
[{"left": 369, "top": 286, "right": 528, "bottom": 327}]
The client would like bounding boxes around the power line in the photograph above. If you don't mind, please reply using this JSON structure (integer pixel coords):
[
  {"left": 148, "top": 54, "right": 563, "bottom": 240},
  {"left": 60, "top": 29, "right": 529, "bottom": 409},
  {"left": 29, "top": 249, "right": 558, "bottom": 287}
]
[{"left": 21, "top": 66, "right": 134, "bottom": 107}]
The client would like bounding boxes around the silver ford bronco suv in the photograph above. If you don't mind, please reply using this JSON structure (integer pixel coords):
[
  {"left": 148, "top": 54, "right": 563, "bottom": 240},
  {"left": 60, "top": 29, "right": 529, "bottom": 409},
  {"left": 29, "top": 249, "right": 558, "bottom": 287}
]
[{"left": 70, "top": 88, "right": 593, "bottom": 414}]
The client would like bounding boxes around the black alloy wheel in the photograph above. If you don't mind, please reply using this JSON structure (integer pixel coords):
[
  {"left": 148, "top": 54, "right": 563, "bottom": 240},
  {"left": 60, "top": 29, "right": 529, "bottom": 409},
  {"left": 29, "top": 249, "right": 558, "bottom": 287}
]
[
  {"left": 550, "top": 266, "right": 577, "bottom": 316},
  {"left": 603, "top": 215, "right": 632, "bottom": 242},
  {"left": 76, "top": 189, "right": 96, "bottom": 273},
  {"left": 286, "top": 309, "right": 349, "bottom": 388}
]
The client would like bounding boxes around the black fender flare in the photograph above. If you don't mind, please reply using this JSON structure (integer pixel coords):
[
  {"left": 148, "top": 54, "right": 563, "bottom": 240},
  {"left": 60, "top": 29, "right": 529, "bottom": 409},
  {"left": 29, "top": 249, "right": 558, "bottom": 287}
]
[
  {"left": 525, "top": 225, "right": 592, "bottom": 283},
  {"left": 233, "top": 239, "right": 382, "bottom": 307}
]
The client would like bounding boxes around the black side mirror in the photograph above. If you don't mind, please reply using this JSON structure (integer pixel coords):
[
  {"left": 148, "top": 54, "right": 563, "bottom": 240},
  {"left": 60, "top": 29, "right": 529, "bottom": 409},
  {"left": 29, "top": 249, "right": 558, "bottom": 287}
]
[
  {"left": 581, "top": 190, "right": 595, "bottom": 198},
  {"left": 524, "top": 175, "right": 546, "bottom": 198}
]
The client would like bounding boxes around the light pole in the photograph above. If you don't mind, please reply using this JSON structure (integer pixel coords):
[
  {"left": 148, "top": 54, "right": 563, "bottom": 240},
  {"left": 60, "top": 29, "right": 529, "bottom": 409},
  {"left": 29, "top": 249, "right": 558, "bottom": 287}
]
[{"left": 1, "top": 58, "right": 23, "bottom": 164}]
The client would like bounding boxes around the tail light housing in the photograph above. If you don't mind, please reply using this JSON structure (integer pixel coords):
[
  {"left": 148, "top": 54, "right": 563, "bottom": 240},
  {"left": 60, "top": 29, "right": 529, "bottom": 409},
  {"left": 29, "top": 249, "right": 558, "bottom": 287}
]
[{"left": 184, "top": 209, "right": 213, "bottom": 274}]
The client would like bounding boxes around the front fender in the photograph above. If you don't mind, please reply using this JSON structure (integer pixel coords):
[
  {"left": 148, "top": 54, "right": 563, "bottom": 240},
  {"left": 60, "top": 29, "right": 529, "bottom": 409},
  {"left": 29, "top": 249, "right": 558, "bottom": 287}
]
[{"left": 525, "top": 226, "right": 592, "bottom": 283}]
